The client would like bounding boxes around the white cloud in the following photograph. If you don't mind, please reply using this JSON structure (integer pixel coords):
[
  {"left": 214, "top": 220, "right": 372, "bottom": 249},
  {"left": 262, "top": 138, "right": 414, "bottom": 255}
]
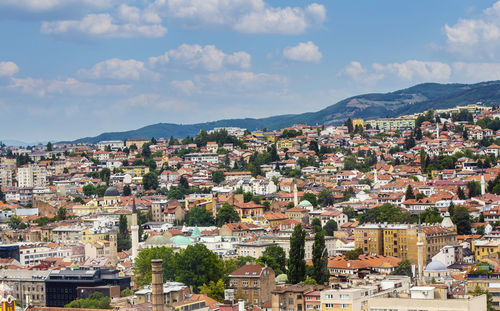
[
  {"left": 170, "top": 80, "right": 198, "bottom": 95},
  {"left": 0, "top": 62, "right": 19, "bottom": 77},
  {"left": 453, "top": 62, "right": 500, "bottom": 82},
  {"left": 283, "top": 41, "right": 322, "bottom": 63},
  {"left": 375, "top": 60, "right": 451, "bottom": 81},
  {"left": 79, "top": 58, "right": 156, "bottom": 80},
  {"left": 234, "top": 3, "right": 325, "bottom": 34},
  {"left": 41, "top": 12, "right": 167, "bottom": 39},
  {"left": 149, "top": 44, "right": 251, "bottom": 71},
  {"left": 341, "top": 60, "right": 451, "bottom": 85},
  {"left": 341, "top": 61, "right": 384, "bottom": 85},
  {"left": 9, "top": 77, "right": 129, "bottom": 97},
  {"left": 154, "top": 0, "right": 325, "bottom": 34},
  {"left": 443, "top": 1, "right": 500, "bottom": 58}
]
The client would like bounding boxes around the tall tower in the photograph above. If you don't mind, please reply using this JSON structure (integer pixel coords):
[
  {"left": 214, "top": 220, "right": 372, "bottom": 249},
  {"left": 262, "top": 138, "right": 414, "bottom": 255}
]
[
  {"left": 108, "top": 230, "right": 118, "bottom": 267},
  {"left": 131, "top": 198, "right": 139, "bottom": 261},
  {"left": 436, "top": 121, "right": 440, "bottom": 139},
  {"left": 373, "top": 168, "right": 378, "bottom": 184},
  {"left": 481, "top": 174, "right": 486, "bottom": 196},
  {"left": 416, "top": 217, "right": 425, "bottom": 284},
  {"left": 293, "top": 179, "right": 298, "bottom": 206},
  {"left": 151, "top": 259, "right": 164, "bottom": 311}
]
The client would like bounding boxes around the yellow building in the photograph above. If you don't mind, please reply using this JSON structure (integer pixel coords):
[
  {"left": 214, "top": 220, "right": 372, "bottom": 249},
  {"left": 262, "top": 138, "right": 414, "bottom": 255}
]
[
  {"left": 263, "top": 132, "right": 277, "bottom": 143},
  {"left": 472, "top": 240, "right": 500, "bottom": 261},
  {"left": 383, "top": 225, "right": 418, "bottom": 264},
  {"left": 354, "top": 224, "right": 384, "bottom": 256},
  {"left": 81, "top": 229, "right": 110, "bottom": 243},
  {"left": 354, "top": 223, "right": 457, "bottom": 265},
  {"left": 366, "top": 117, "right": 416, "bottom": 130},
  {"left": 352, "top": 118, "right": 364, "bottom": 128},
  {"left": 276, "top": 139, "right": 294, "bottom": 150},
  {"left": 123, "top": 165, "right": 150, "bottom": 177}
]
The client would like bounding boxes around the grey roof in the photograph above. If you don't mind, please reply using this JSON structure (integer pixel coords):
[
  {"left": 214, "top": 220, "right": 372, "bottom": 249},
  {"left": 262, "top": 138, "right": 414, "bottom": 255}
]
[
  {"left": 425, "top": 261, "right": 447, "bottom": 272},
  {"left": 104, "top": 186, "right": 120, "bottom": 197}
]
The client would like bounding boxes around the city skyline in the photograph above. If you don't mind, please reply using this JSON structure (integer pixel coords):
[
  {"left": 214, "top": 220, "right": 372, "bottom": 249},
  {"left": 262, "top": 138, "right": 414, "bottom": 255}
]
[{"left": 2, "top": 1, "right": 500, "bottom": 141}]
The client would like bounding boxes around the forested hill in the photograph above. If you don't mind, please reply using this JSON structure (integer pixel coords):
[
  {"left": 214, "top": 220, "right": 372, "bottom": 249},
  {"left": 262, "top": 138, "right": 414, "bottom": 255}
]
[{"left": 68, "top": 81, "right": 500, "bottom": 143}]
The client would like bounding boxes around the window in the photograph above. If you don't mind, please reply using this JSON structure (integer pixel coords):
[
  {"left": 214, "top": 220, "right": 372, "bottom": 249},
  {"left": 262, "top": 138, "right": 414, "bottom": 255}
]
[
  {"left": 325, "top": 304, "right": 334, "bottom": 308},
  {"left": 339, "top": 294, "right": 350, "bottom": 299},
  {"left": 289, "top": 298, "right": 294, "bottom": 305},
  {"left": 243, "top": 280, "right": 248, "bottom": 287}
]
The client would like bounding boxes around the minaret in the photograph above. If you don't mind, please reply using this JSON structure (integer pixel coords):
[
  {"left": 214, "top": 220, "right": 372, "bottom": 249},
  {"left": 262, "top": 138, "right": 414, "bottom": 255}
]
[
  {"left": 293, "top": 179, "right": 298, "bottom": 206},
  {"left": 373, "top": 168, "right": 378, "bottom": 184},
  {"left": 481, "top": 174, "right": 486, "bottom": 196},
  {"left": 131, "top": 198, "right": 139, "bottom": 261},
  {"left": 417, "top": 216, "right": 424, "bottom": 284},
  {"left": 151, "top": 259, "right": 165, "bottom": 311},
  {"left": 436, "top": 121, "right": 439, "bottom": 139}
]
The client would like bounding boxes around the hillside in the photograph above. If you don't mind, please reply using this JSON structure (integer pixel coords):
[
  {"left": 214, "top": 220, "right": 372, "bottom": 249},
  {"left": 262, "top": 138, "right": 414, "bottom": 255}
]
[{"left": 68, "top": 81, "right": 500, "bottom": 143}]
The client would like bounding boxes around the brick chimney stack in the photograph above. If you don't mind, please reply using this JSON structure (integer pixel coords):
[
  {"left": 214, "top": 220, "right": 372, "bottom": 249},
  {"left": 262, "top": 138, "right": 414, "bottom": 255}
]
[{"left": 151, "top": 259, "right": 164, "bottom": 311}]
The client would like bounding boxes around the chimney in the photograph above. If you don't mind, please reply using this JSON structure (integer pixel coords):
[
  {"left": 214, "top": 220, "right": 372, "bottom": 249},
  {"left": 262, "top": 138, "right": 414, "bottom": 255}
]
[{"left": 151, "top": 259, "right": 164, "bottom": 311}]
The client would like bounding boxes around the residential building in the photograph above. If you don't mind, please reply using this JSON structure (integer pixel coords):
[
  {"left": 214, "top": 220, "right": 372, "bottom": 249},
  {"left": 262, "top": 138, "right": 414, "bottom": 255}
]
[{"left": 228, "top": 264, "right": 275, "bottom": 306}]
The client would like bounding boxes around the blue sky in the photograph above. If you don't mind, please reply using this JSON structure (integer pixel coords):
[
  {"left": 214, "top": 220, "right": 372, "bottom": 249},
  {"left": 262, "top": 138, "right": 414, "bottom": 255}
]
[{"left": 2, "top": 0, "right": 500, "bottom": 141}]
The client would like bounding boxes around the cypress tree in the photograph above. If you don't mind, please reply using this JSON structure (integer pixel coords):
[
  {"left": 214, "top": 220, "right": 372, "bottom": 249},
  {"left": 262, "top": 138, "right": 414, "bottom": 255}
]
[
  {"left": 287, "top": 224, "right": 306, "bottom": 284},
  {"left": 312, "top": 230, "right": 329, "bottom": 284},
  {"left": 405, "top": 185, "right": 415, "bottom": 200},
  {"left": 457, "top": 187, "right": 466, "bottom": 200}
]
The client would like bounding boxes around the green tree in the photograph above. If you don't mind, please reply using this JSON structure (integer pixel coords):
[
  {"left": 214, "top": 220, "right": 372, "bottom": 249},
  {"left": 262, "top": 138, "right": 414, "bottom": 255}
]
[
  {"left": 467, "top": 181, "right": 481, "bottom": 198},
  {"left": 65, "top": 292, "right": 111, "bottom": 309},
  {"left": 46, "top": 142, "right": 53, "bottom": 151},
  {"left": 175, "top": 244, "right": 224, "bottom": 292},
  {"left": 212, "top": 171, "right": 226, "bottom": 184},
  {"left": 323, "top": 219, "right": 338, "bottom": 236},
  {"left": 302, "top": 192, "right": 317, "bottom": 208},
  {"left": 457, "top": 187, "right": 466, "bottom": 200},
  {"left": 199, "top": 279, "right": 225, "bottom": 302},
  {"left": 452, "top": 206, "right": 472, "bottom": 235},
  {"left": 345, "top": 248, "right": 363, "bottom": 260},
  {"left": 359, "top": 203, "right": 413, "bottom": 224},
  {"left": 311, "top": 218, "right": 322, "bottom": 233},
  {"left": 123, "top": 185, "right": 131, "bottom": 196},
  {"left": 405, "top": 185, "right": 415, "bottom": 200},
  {"left": 82, "top": 184, "right": 96, "bottom": 196},
  {"left": 121, "top": 288, "right": 134, "bottom": 297},
  {"left": 7, "top": 215, "right": 24, "bottom": 230},
  {"left": 390, "top": 260, "right": 413, "bottom": 278},
  {"left": 141, "top": 143, "right": 152, "bottom": 158},
  {"left": 216, "top": 203, "right": 240, "bottom": 226},
  {"left": 258, "top": 245, "right": 287, "bottom": 275},
  {"left": 133, "top": 246, "right": 176, "bottom": 287},
  {"left": 118, "top": 215, "right": 131, "bottom": 252},
  {"left": 185, "top": 206, "right": 215, "bottom": 226},
  {"left": 56, "top": 207, "right": 67, "bottom": 221},
  {"left": 312, "top": 230, "right": 329, "bottom": 284},
  {"left": 100, "top": 168, "right": 111, "bottom": 184},
  {"left": 287, "top": 224, "right": 306, "bottom": 284},
  {"left": 143, "top": 172, "right": 159, "bottom": 190},
  {"left": 420, "top": 206, "right": 443, "bottom": 223},
  {"left": 345, "top": 118, "right": 353, "bottom": 133},
  {"left": 318, "top": 188, "right": 334, "bottom": 206},
  {"left": 73, "top": 196, "right": 85, "bottom": 204},
  {"left": 342, "top": 206, "right": 356, "bottom": 220},
  {"left": 304, "top": 276, "right": 317, "bottom": 285}
]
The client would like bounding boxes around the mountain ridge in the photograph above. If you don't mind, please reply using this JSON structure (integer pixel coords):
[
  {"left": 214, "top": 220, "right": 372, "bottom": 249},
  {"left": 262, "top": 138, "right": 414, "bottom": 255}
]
[{"left": 65, "top": 81, "right": 500, "bottom": 144}]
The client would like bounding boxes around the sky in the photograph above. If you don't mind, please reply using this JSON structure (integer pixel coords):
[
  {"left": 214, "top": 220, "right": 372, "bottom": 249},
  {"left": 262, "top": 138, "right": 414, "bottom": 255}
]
[{"left": 3, "top": 1, "right": 500, "bottom": 142}]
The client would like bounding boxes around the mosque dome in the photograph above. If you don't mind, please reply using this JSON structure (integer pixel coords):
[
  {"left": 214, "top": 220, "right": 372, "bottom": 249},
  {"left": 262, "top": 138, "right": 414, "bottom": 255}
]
[
  {"left": 104, "top": 186, "right": 120, "bottom": 197},
  {"left": 298, "top": 200, "right": 312, "bottom": 207},
  {"left": 424, "top": 261, "right": 447, "bottom": 272}
]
